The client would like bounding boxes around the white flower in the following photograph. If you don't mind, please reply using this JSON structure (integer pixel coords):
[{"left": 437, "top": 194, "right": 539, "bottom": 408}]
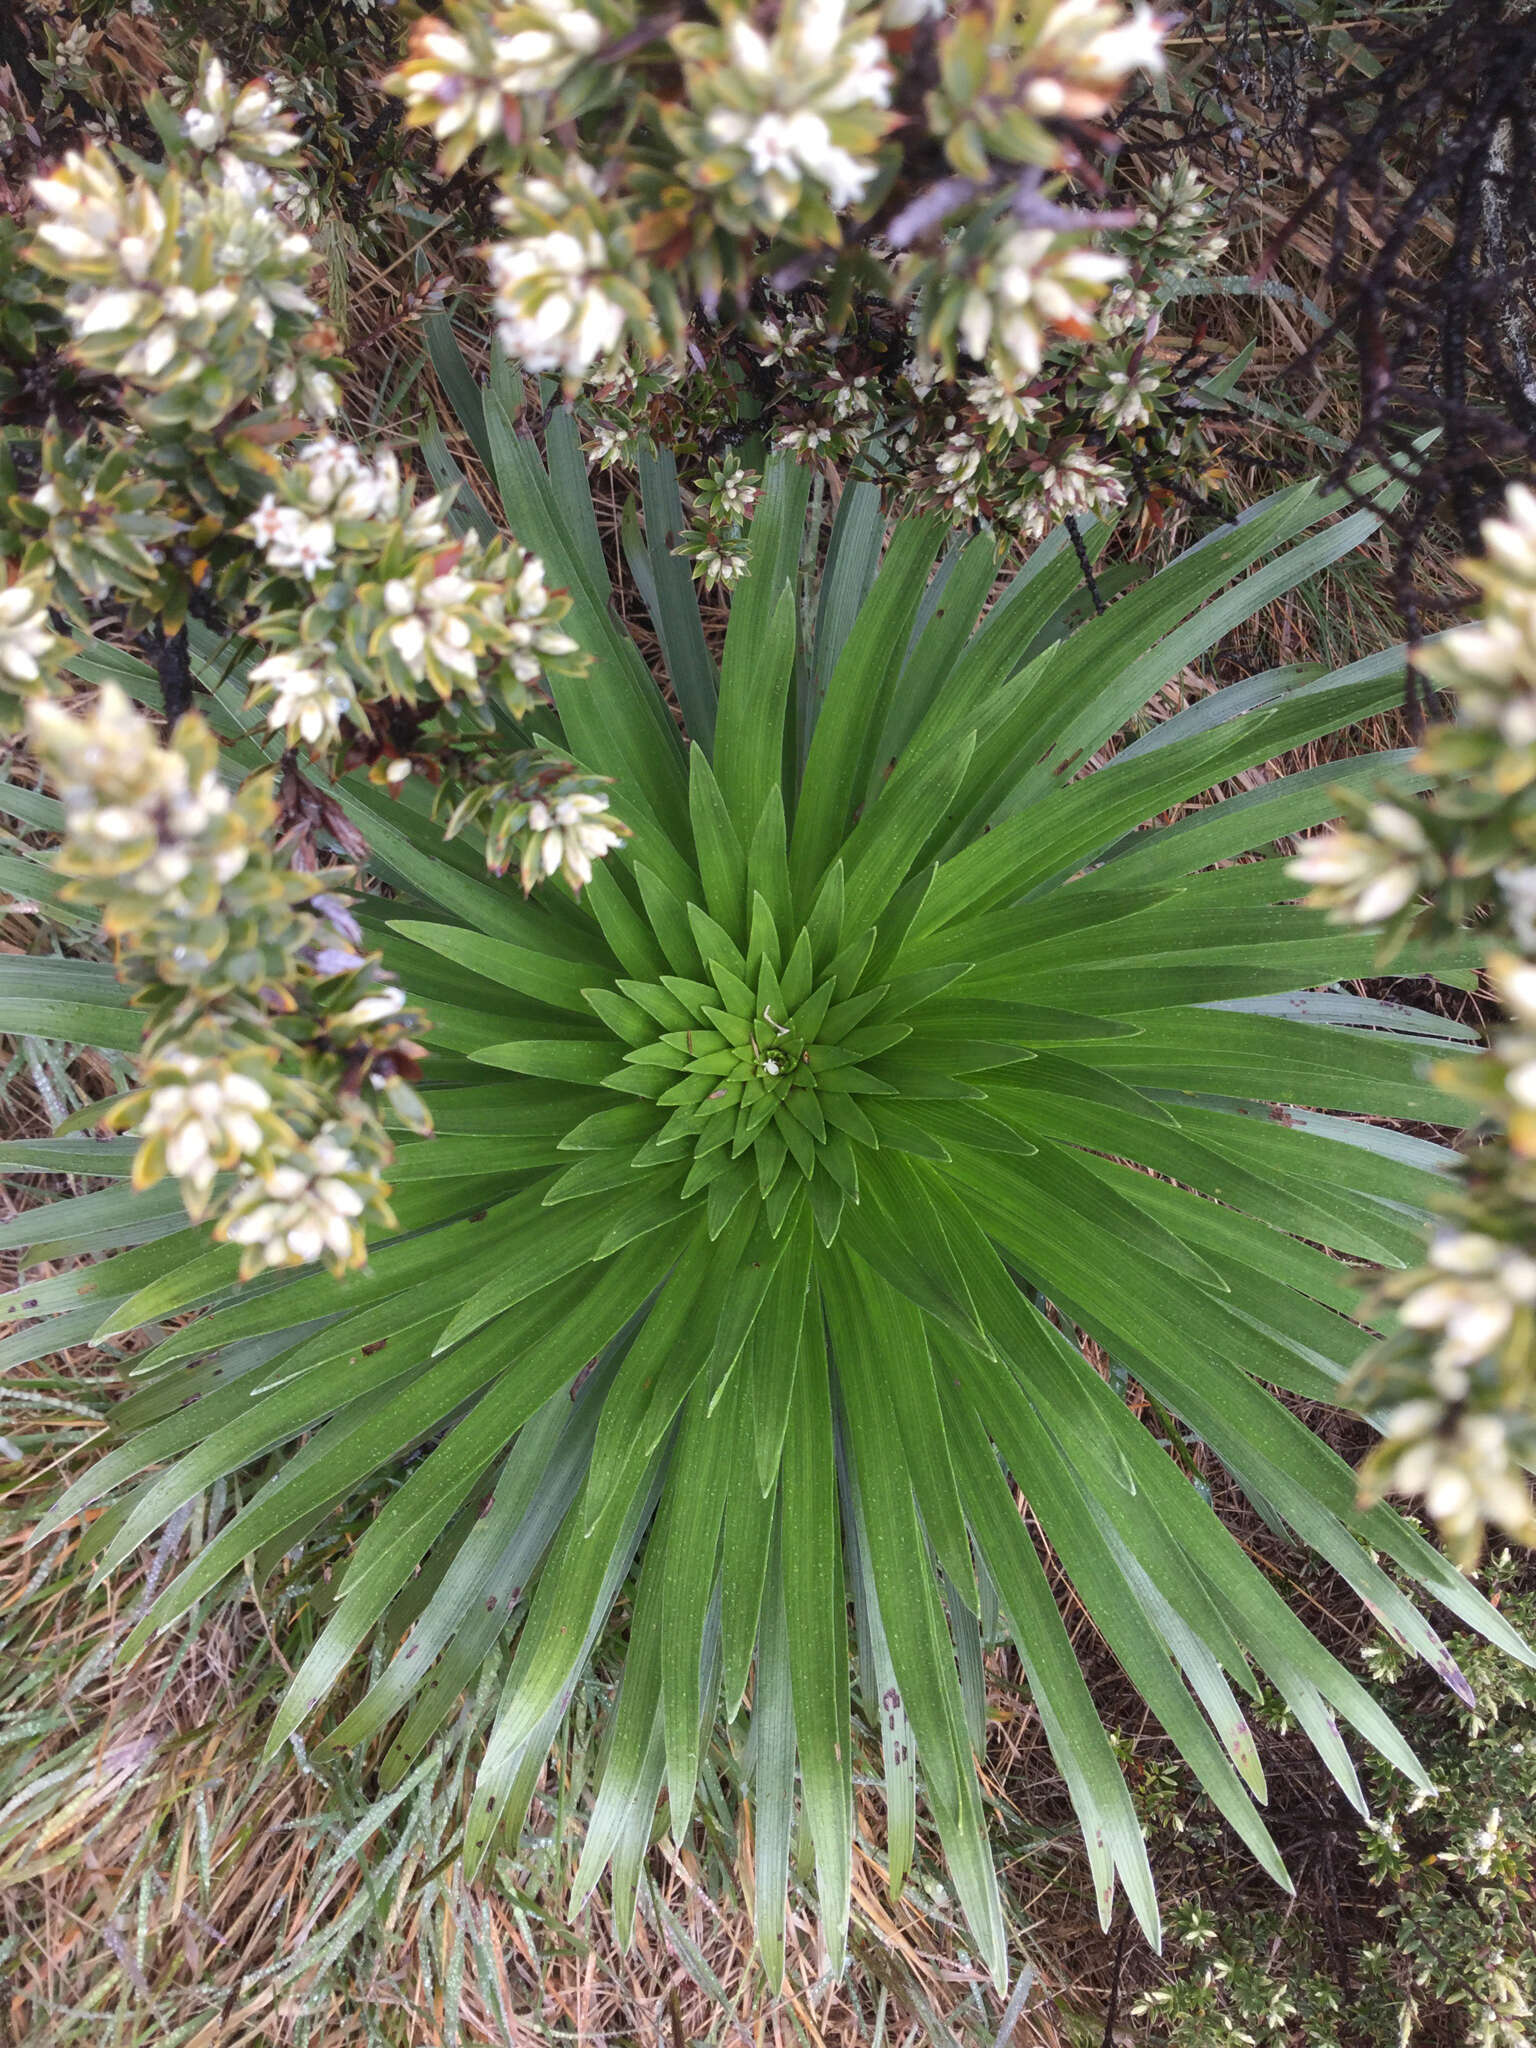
[
  {"left": 678, "top": 0, "right": 891, "bottom": 227},
  {"left": 1492, "top": 951, "right": 1536, "bottom": 1025},
  {"left": 392, "top": 2, "right": 604, "bottom": 157},
  {"left": 1482, "top": 483, "right": 1536, "bottom": 583},
  {"left": 736, "top": 108, "right": 876, "bottom": 214},
  {"left": 32, "top": 153, "right": 145, "bottom": 268},
  {"left": 221, "top": 1125, "right": 373, "bottom": 1271},
  {"left": 586, "top": 419, "right": 635, "bottom": 469},
  {"left": 1383, "top": 1409, "right": 1536, "bottom": 1554},
  {"left": 711, "top": 464, "right": 759, "bottom": 522},
  {"left": 248, "top": 648, "right": 356, "bottom": 748},
  {"left": 246, "top": 496, "right": 336, "bottom": 577},
  {"left": 1007, "top": 446, "right": 1126, "bottom": 541},
  {"left": 968, "top": 374, "right": 1043, "bottom": 438},
  {"left": 1099, "top": 283, "right": 1155, "bottom": 340},
  {"left": 139, "top": 1054, "right": 275, "bottom": 1205},
  {"left": 329, "top": 986, "right": 406, "bottom": 1030},
  {"left": 282, "top": 434, "right": 405, "bottom": 521},
  {"left": 520, "top": 789, "right": 624, "bottom": 893},
  {"left": 1288, "top": 822, "right": 1429, "bottom": 925},
  {"left": 184, "top": 104, "right": 222, "bottom": 151},
  {"left": 1428, "top": 1230, "right": 1507, "bottom": 1276},
  {"left": 1092, "top": 362, "right": 1164, "bottom": 432},
  {"left": 0, "top": 577, "right": 62, "bottom": 685},
  {"left": 1365, "top": 801, "right": 1431, "bottom": 854},
  {"left": 960, "top": 231, "right": 1126, "bottom": 381},
  {"left": 1415, "top": 485, "right": 1536, "bottom": 711},
  {"left": 776, "top": 421, "right": 835, "bottom": 454},
  {"left": 183, "top": 58, "right": 295, "bottom": 160},
  {"left": 29, "top": 145, "right": 320, "bottom": 421},
  {"left": 936, "top": 431, "right": 983, "bottom": 486},
  {"left": 383, "top": 572, "right": 479, "bottom": 682},
  {"left": 28, "top": 683, "right": 256, "bottom": 914},
  {"left": 1023, "top": 0, "right": 1166, "bottom": 117},
  {"left": 1145, "top": 165, "right": 1211, "bottom": 236},
  {"left": 1397, "top": 1239, "right": 1536, "bottom": 1397},
  {"left": 491, "top": 5, "right": 603, "bottom": 91},
  {"left": 487, "top": 223, "right": 630, "bottom": 378}
]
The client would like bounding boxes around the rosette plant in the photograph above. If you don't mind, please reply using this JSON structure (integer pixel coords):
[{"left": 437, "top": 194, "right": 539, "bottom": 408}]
[{"left": 7, "top": 409, "right": 1531, "bottom": 1989}]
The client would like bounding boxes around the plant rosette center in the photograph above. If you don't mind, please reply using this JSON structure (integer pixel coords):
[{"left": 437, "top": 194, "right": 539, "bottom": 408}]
[{"left": 615, "top": 929, "right": 915, "bottom": 1226}]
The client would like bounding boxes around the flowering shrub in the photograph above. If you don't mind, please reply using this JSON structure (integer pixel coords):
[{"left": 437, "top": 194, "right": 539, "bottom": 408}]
[
  {"left": 9, "top": 443, "right": 1532, "bottom": 1984},
  {"left": 1291, "top": 483, "right": 1536, "bottom": 1564},
  {"left": 26, "top": 680, "right": 428, "bottom": 1274},
  {"left": 2, "top": 54, "right": 631, "bottom": 1264},
  {"left": 389, "top": 0, "right": 1177, "bottom": 393},
  {"left": 578, "top": 161, "right": 1229, "bottom": 582}
]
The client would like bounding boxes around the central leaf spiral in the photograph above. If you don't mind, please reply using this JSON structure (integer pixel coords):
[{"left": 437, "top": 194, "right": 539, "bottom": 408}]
[{"left": 613, "top": 912, "right": 901, "bottom": 1235}]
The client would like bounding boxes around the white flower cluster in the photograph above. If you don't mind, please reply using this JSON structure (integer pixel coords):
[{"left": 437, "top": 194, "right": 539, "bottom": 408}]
[
  {"left": 391, "top": 2, "right": 608, "bottom": 169},
  {"left": 1091, "top": 358, "right": 1166, "bottom": 432},
  {"left": 247, "top": 649, "right": 357, "bottom": 749},
  {"left": 1098, "top": 282, "right": 1155, "bottom": 341},
  {"left": 239, "top": 429, "right": 592, "bottom": 749},
  {"left": 754, "top": 311, "right": 833, "bottom": 369},
  {"left": 1417, "top": 482, "right": 1536, "bottom": 730},
  {"left": 136, "top": 1053, "right": 282, "bottom": 1214},
  {"left": 370, "top": 545, "right": 581, "bottom": 707},
  {"left": 935, "top": 427, "right": 983, "bottom": 489},
  {"left": 1022, "top": 0, "right": 1166, "bottom": 120},
  {"left": 248, "top": 496, "right": 338, "bottom": 579},
  {"left": 1438, "top": 1805, "right": 1509, "bottom": 1880},
  {"left": 381, "top": 566, "right": 482, "bottom": 685},
  {"left": 706, "top": 460, "right": 760, "bottom": 525},
  {"left": 775, "top": 421, "right": 836, "bottom": 455},
  {"left": 1135, "top": 165, "right": 1230, "bottom": 284},
  {"left": 248, "top": 435, "right": 451, "bottom": 580},
  {"left": 586, "top": 418, "right": 639, "bottom": 470},
  {"left": 966, "top": 374, "right": 1045, "bottom": 440},
  {"left": 494, "top": 549, "right": 583, "bottom": 694},
  {"left": 278, "top": 434, "right": 420, "bottom": 526},
  {"left": 678, "top": 535, "right": 752, "bottom": 588},
  {"left": 673, "top": 453, "right": 763, "bottom": 589},
  {"left": 220, "top": 1122, "right": 374, "bottom": 1274},
  {"left": 28, "top": 682, "right": 245, "bottom": 910},
  {"left": 1290, "top": 493, "right": 1536, "bottom": 938},
  {"left": 1289, "top": 800, "right": 1438, "bottom": 925},
  {"left": 1397, "top": 1231, "right": 1536, "bottom": 1400},
  {"left": 1381, "top": 1405, "right": 1536, "bottom": 1556},
  {"left": 522, "top": 789, "right": 626, "bottom": 893},
  {"left": 487, "top": 171, "right": 634, "bottom": 379},
  {"left": 0, "top": 574, "right": 64, "bottom": 694},
  {"left": 704, "top": 2, "right": 891, "bottom": 217},
  {"left": 181, "top": 55, "right": 298, "bottom": 162},
  {"left": 1012, "top": 444, "right": 1128, "bottom": 542},
  {"left": 28, "top": 145, "right": 319, "bottom": 427},
  {"left": 1326, "top": 486, "right": 1536, "bottom": 1564},
  {"left": 243, "top": 440, "right": 454, "bottom": 747},
  {"left": 667, "top": 0, "right": 893, "bottom": 234},
  {"left": 953, "top": 229, "right": 1125, "bottom": 383}
]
